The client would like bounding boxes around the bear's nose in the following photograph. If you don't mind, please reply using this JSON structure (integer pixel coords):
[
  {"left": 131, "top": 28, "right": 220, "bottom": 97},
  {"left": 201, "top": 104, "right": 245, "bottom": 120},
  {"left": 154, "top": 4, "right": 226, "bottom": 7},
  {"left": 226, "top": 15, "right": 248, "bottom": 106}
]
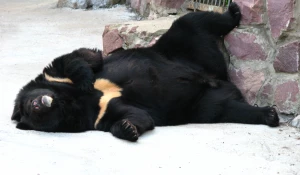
[{"left": 31, "top": 99, "right": 40, "bottom": 110}]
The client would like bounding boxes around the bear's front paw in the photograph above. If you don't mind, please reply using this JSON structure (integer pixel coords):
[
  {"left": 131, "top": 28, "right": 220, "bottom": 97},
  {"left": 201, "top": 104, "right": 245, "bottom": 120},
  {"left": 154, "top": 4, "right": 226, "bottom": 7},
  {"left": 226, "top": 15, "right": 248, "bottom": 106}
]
[
  {"left": 120, "top": 119, "right": 139, "bottom": 141},
  {"left": 110, "top": 119, "right": 139, "bottom": 142},
  {"left": 263, "top": 106, "right": 279, "bottom": 127}
]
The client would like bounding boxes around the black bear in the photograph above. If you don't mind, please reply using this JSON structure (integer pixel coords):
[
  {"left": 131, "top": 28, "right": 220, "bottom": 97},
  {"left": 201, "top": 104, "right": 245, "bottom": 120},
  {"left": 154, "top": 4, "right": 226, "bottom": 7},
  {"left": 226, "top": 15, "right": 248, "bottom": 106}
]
[{"left": 11, "top": 3, "right": 279, "bottom": 142}]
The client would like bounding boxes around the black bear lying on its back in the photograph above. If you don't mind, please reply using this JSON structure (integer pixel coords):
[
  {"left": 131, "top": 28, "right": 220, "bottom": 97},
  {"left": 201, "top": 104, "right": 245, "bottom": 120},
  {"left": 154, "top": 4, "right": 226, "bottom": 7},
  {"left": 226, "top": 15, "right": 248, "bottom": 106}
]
[{"left": 11, "top": 3, "right": 279, "bottom": 142}]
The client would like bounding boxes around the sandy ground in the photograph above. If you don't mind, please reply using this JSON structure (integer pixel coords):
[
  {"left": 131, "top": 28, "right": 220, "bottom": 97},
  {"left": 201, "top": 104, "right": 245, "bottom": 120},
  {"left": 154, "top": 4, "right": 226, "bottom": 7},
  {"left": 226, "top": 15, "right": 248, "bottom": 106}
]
[{"left": 0, "top": 0, "right": 300, "bottom": 175}]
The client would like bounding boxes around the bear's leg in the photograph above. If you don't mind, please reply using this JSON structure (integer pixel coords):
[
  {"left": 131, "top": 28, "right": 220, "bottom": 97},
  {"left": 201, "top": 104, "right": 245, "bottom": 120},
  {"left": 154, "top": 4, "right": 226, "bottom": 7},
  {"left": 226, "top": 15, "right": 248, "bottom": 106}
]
[
  {"left": 151, "top": 3, "right": 241, "bottom": 80},
  {"left": 190, "top": 82, "right": 279, "bottom": 127},
  {"left": 191, "top": 99, "right": 279, "bottom": 127},
  {"left": 71, "top": 48, "right": 103, "bottom": 72},
  {"left": 194, "top": 2, "right": 241, "bottom": 36},
  {"left": 220, "top": 100, "right": 279, "bottom": 127},
  {"left": 170, "top": 2, "right": 241, "bottom": 37},
  {"left": 43, "top": 48, "right": 103, "bottom": 92}
]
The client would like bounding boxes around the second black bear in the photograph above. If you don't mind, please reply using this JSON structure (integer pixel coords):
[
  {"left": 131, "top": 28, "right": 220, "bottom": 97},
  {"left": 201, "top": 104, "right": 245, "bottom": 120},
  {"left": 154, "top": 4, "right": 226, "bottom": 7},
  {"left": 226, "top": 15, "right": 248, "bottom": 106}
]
[{"left": 11, "top": 3, "right": 279, "bottom": 141}]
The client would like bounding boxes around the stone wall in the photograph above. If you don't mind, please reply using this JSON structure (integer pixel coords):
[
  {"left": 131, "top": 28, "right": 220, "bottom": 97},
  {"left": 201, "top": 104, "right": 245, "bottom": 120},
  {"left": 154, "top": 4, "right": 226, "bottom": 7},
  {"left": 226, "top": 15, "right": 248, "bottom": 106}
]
[
  {"left": 103, "top": 0, "right": 300, "bottom": 116},
  {"left": 225, "top": 0, "right": 300, "bottom": 115},
  {"left": 57, "top": 0, "right": 125, "bottom": 9},
  {"left": 126, "top": 0, "right": 187, "bottom": 19}
]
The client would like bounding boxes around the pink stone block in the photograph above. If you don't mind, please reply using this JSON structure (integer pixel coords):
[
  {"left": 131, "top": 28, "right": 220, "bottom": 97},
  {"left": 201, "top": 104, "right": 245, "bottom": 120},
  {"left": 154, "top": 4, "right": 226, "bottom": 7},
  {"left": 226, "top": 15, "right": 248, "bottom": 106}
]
[
  {"left": 129, "top": 26, "right": 139, "bottom": 33},
  {"left": 260, "top": 83, "right": 273, "bottom": 100},
  {"left": 229, "top": 68, "right": 265, "bottom": 104},
  {"left": 152, "top": 0, "right": 185, "bottom": 9},
  {"left": 120, "top": 26, "right": 128, "bottom": 33},
  {"left": 274, "top": 41, "right": 300, "bottom": 73},
  {"left": 275, "top": 81, "right": 299, "bottom": 112},
  {"left": 267, "top": 0, "right": 294, "bottom": 39},
  {"left": 234, "top": 0, "right": 264, "bottom": 24},
  {"left": 103, "top": 28, "right": 123, "bottom": 56},
  {"left": 225, "top": 31, "right": 267, "bottom": 61},
  {"left": 148, "top": 37, "right": 160, "bottom": 46},
  {"left": 131, "top": 0, "right": 141, "bottom": 10}
]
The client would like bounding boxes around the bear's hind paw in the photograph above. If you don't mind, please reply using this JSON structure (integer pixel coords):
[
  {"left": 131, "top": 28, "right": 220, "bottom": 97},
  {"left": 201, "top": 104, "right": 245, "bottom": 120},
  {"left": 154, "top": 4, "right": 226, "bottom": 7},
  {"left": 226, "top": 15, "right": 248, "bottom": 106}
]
[
  {"left": 228, "top": 2, "right": 241, "bottom": 27},
  {"left": 263, "top": 106, "right": 280, "bottom": 127}
]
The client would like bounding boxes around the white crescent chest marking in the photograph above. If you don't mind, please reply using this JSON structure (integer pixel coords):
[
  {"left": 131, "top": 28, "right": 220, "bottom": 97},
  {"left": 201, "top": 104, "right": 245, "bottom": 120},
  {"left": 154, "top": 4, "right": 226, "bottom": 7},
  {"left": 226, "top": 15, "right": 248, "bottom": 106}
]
[{"left": 93, "top": 79, "right": 122, "bottom": 129}]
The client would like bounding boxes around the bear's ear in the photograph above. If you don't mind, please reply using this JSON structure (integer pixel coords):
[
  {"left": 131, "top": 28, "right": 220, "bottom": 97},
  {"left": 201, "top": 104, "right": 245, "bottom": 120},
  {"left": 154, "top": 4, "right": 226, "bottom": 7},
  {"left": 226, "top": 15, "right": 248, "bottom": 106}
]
[
  {"left": 16, "top": 122, "right": 32, "bottom": 130},
  {"left": 11, "top": 105, "right": 22, "bottom": 122}
]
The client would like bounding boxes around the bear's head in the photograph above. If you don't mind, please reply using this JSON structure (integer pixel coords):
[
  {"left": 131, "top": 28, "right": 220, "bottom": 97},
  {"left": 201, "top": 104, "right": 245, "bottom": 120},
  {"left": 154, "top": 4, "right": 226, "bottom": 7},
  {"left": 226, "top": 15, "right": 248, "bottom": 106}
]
[
  {"left": 12, "top": 87, "right": 62, "bottom": 131},
  {"left": 11, "top": 78, "right": 86, "bottom": 132}
]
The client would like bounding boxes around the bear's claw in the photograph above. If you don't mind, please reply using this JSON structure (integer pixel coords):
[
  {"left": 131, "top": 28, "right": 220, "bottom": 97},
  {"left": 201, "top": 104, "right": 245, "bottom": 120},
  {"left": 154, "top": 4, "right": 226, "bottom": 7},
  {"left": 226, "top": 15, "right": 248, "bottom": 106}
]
[
  {"left": 121, "top": 119, "right": 139, "bottom": 142},
  {"left": 264, "top": 107, "right": 279, "bottom": 127}
]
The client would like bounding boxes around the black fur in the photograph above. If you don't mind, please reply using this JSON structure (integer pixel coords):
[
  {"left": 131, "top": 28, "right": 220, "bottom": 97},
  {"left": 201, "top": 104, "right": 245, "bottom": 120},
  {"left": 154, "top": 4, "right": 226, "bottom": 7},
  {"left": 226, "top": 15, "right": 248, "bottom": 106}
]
[{"left": 11, "top": 3, "right": 279, "bottom": 142}]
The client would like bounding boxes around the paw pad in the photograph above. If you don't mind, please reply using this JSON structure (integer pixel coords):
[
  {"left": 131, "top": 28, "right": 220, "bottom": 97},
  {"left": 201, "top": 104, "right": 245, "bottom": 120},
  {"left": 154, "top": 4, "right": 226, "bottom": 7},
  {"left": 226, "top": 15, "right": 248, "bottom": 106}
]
[
  {"left": 121, "top": 119, "right": 139, "bottom": 141},
  {"left": 265, "top": 107, "right": 279, "bottom": 127}
]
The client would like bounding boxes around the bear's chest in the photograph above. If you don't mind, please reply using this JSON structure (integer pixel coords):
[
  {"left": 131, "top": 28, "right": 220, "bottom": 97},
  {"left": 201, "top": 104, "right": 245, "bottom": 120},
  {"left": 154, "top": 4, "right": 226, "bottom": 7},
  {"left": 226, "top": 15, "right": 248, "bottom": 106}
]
[{"left": 93, "top": 79, "right": 122, "bottom": 128}]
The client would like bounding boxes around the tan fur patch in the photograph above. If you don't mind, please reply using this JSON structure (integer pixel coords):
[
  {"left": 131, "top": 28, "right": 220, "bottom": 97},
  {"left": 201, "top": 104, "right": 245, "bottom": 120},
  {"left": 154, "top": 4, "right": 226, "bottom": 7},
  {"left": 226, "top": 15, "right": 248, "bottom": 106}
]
[
  {"left": 94, "top": 79, "right": 122, "bottom": 129},
  {"left": 44, "top": 73, "right": 73, "bottom": 84}
]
